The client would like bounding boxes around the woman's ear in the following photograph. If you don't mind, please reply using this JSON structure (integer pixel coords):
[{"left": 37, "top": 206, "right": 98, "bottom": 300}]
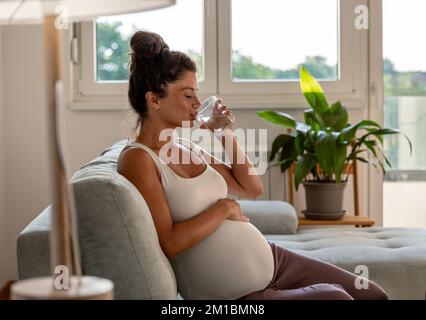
[{"left": 145, "top": 91, "right": 160, "bottom": 111}]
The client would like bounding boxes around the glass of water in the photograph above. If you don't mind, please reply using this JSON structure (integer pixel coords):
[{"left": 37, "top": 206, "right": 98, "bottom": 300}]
[{"left": 196, "top": 96, "right": 234, "bottom": 132}]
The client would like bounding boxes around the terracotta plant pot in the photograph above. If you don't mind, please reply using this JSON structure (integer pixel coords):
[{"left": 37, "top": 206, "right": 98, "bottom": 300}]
[{"left": 302, "top": 181, "right": 347, "bottom": 220}]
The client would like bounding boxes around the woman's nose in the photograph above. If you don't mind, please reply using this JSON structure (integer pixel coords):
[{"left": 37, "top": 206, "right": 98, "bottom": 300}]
[{"left": 194, "top": 96, "right": 201, "bottom": 107}]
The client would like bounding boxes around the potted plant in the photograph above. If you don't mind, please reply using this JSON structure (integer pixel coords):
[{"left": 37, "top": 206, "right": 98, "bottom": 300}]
[{"left": 257, "top": 67, "right": 412, "bottom": 220}]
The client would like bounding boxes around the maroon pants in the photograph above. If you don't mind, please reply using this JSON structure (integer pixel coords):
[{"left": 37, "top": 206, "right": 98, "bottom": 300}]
[{"left": 240, "top": 242, "right": 388, "bottom": 300}]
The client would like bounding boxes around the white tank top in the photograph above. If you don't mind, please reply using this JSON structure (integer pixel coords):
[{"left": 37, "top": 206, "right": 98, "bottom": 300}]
[{"left": 123, "top": 138, "right": 274, "bottom": 300}]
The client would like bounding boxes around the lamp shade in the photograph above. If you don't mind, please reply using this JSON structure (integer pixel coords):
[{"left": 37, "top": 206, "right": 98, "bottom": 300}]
[{"left": 0, "top": 0, "right": 175, "bottom": 24}]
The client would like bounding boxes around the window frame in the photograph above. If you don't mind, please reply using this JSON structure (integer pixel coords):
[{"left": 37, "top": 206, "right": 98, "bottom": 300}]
[
  {"left": 70, "top": 0, "right": 369, "bottom": 110},
  {"left": 218, "top": 0, "right": 359, "bottom": 95},
  {"left": 74, "top": 0, "right": 217, "bottom": 99}
]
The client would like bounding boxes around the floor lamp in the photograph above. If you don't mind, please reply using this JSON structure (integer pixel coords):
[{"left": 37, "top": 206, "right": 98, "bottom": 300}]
[{"left": 0, "top": 0, "right": 175, "bottom": 300}]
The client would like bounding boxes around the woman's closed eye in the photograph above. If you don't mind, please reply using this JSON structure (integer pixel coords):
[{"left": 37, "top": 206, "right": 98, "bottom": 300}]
[{"left": 185, "top": 94, "right": 199, "bottom": 101}]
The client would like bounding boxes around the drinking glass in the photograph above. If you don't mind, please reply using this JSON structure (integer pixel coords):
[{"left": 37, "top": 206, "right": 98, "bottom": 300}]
[{"left": 196, "top": 96, "right": 234, "bottom": 132}]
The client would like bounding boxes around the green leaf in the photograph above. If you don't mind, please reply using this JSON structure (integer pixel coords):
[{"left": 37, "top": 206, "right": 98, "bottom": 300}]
[
  {"left": 267, "top": 158, "right": 295, "bottom": 174},
  {"left": 303, "top": 110, "right": 321, "bottom": 131},
  {"left": 295, "top": 134, "right": 306, "bottom": 156},
  {"left": 256, "top": 110, "right": 296, "bottom": 129},
  {"left": 304, "top": 130, "right": 317, "bottom": 152},
  {"left": 280, "top": 139, "right": 298, "bottom": 162},
  {"left": 322, "top": 101, "right": 349, "bottom": 131},
  {"left": 279, "top": 158, "right": 294, "bottom": 173},
  {"left": 383, "top": 154, "right": 392, "bottom": 169},
  {"left": 334, "top": 143, "right": 348, "bottom": 183},
  {"left": 267, "top": 135, "right": 297, "bottom": 173},
  {"left": 267, "top": 144, "right": 297, "bottom": 173},
  {"left": 370, "top": 129, "right": 413, "bottom": 156},
  {"left": 339, "top": 120, "right": 382, "bottom": 142},
  {"left": 350, "top": 156, "right": 384, "bottom": 175},
  {"left": 403, "top": 133, "right": 413, "bottom": 156},
  {"left": 353, "top": 157, "right": 370, "bottom": 164},
  {"left": 315, "top": 131, "right": 338, "bottom": 178},
  {"left": 364, "top": 128, "right": 384, "bottom": 145},
  {"left": 294, "top": 154, "right": 316, "bottom": 190},
  {"left": 300, "top": 66, "right": 329, "bottom": 114},
  {"left": 269, "top": 134, "right": 293, "bottom": 162},
  {"left": 363, "top": 140, "right": 378, "bottom": 159}
]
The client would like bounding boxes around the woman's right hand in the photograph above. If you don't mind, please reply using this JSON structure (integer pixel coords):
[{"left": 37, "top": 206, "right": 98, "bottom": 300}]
[
  {"left": 215, "top": 198, "right": 250, "bottom": 222},
  {"left": 200, "top": 98, "right": 235, "bottom": 132}
]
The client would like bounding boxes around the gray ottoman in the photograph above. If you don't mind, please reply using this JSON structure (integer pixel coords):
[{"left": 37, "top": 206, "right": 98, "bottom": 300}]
[{"left": 267, "top": 227, "right": 426, "bottom": 300}]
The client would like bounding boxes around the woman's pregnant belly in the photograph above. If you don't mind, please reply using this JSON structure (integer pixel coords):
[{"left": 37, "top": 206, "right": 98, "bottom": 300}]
[{"left": 170, "top": 220, "right": 275, "bottom": 300}]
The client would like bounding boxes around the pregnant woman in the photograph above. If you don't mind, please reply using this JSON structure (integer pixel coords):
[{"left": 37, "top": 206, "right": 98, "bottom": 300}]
[{"left": 117, "top": 31, "right": 388, "bottom": 300}]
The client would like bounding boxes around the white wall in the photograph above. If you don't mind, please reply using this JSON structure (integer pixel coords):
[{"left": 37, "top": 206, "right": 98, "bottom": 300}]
[
  {"left": 63, "top": 111, "right": 132, "bottom": 173},
  {"left": 1, "top": 25, "right": 51, "bottom": 283},
  {"left": 0, "top": 27, "right": 8, "bottom": 289}
]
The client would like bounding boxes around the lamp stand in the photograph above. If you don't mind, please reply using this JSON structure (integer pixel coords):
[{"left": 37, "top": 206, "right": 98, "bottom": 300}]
[{"left": 11, "top": 16, "right": 113, "bottom": 300}]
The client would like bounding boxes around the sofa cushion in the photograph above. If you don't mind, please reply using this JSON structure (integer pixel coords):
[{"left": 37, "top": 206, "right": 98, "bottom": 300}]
[
  {"left": 17, "top": 206, "right": 51, "bottom": 279},
  {"left": 70, "top": 139, "right": 177, "bottom": 300},
  {"left": 238, "top": 200, "right": 298, "bottom": 234},
  {"left": 267, "top": 227, "right": 426, "bottom": 300}
]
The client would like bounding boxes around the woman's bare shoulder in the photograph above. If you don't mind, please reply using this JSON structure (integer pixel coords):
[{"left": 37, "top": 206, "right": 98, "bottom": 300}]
[
  {"left": 117, "top": 148, "right": 174, "bottom": 258},
  {"left": 117, "top": 147, "right": 161, "bottom": 183}
]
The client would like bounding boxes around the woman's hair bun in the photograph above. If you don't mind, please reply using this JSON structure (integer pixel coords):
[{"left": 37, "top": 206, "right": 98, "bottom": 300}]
[
  {"left": 130, "top": 31, "right": 169, "bottom": 64},
  {"left": 127, "top": 30, "right": 196, "bottom": 132}
]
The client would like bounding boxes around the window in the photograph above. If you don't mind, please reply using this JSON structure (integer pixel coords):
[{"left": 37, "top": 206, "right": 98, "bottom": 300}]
[
  {"left": 72, "top": 0, "right": 367, "bottom": 109},
  {"left": 383, "top": 0, "right": 426, "bottom": 175},
  {"left": 96, "top": 0, "right": 204, "bottom": 82},
  {"left": 383, "top": 0, "right": 426, "bottom": 228},
  {"left": 231, "top": 0, "right": 339, "bottom": 81},
  {"left": 76, "top": 0, "right": 216, "bottom": 98},
  {"left": 218, "top": 0, "right": 365, "bottom": 97}
]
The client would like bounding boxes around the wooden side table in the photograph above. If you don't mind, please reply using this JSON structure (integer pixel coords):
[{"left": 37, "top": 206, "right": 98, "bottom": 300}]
[
  {"left": 287, "top": 161, "right": 374, "bottom": 228},
  {"left": 298, "top": 215, "right": 375, "bottom": 228}
]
